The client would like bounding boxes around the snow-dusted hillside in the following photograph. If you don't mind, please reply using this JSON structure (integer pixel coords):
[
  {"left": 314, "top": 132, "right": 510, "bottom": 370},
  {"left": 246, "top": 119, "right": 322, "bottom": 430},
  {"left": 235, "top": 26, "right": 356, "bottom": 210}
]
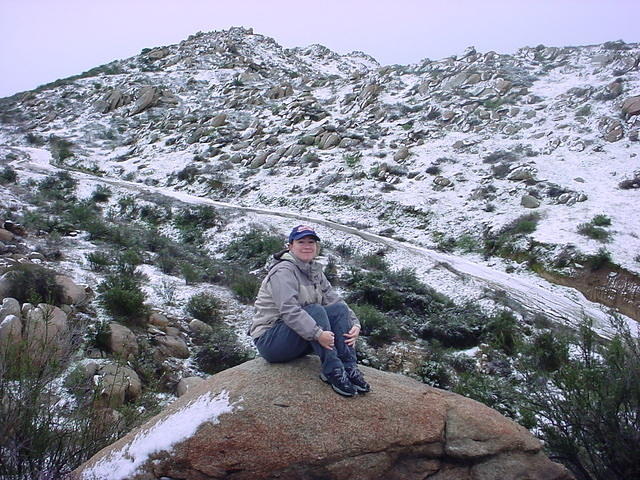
[{"left": 1, "top": 27, "right": 639, "bottom": 326}]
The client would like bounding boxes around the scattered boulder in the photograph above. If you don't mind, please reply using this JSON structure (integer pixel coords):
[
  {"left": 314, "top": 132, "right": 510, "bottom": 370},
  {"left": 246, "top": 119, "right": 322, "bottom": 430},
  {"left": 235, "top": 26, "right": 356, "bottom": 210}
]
[
  {"left": 176, "top": 376, "right": 205, "bottom": 397},
  {"left": 55, "top": 274, "right": 90, "bottom": 305},
  {"left": 95, "top": 89, "right": 131, "bottom": 114},
  {"left": 393, "top": 146, "right": 410, "bottom": 162},
  {"left": 433, "top": 176, "right": 453, "bottom": 188},
  {"left": 107, "top": 322, "right": 139, "bottom": 359},
  {"left": 95, "top": 363, "right": 142, "bottom": 408},
  {"left": 189, "top": 318, "right": 214, "bottom": 336},
  {"left": 0, "top": 228, "right": 14, "bottom": 242},
  {"left": 0, "top": 314, "right": 23, "bottom": 349},
  {"left": 210, "top": 113, "right": 227, "bottom": 127},
  {"left": 622, "top": 95, "right": 640, "bottom": 117},
  {"left": 0, "top": 297, "right": 21, "bottom": 320},
  {"left": 130, "top": 86, "right": 160, "bottom": 115},
  {"left": 72, "top": 357, "right": 572, "bottom": 480},
  {"left": 521, "top": 195, "right": 541, "bottom": 208},
  {"left": 149, "top": 311, "right": 170, "bottom": 328},
  {"left": 155, "top": 333, "right": 190, "bottom": 359}
]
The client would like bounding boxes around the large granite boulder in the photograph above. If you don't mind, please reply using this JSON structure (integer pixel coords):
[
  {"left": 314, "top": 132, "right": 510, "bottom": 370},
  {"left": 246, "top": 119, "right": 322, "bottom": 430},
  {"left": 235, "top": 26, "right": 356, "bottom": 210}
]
[{"left": 72, "top": 356, "right": 572, "bottom": 480}]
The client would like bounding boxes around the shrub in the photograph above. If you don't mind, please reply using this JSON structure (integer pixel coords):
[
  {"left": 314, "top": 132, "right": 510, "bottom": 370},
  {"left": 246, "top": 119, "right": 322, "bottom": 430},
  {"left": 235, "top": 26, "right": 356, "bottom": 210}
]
[
  {"left": 194, "top": 326, "right": 254, "bottom": 374},
  {"left": 584, "top": 247, "right": 612, "bottom": 271},
  {"left": 181, "top": 263, "right": 201, "bottom": 285},
  {"left": 91, "top": 184, "right": 112, "bottom": 203},
  {"left": 352, "top": 304, "right": 398, "bottom": 346},
  {"left": 185, "top": 292, "right": 221, "bottom": 325},
  {"left": 456, "top": 234, "right": 479, "bottom": 253},
  {"left": 37, "top": 171, "right": 77, "bottom": 202},
  {"left": 419, "top": 306, "right": 486, "bottom": 348},
  {"left": 519, "top": 318, "right": 640, "bottom": 480},
  {"left": 49, "top": 136, "right": 75, "bottom": 162},
  {"left": 230, "top": 273, "right": 261, "bottom": 304},
  {"left": 173, "top": 206, "right": 221, "bottom": 244},
  {"left": 0, "top": 313, "right": 119, "bottom": 478},
  {"left": 483, "top": 311, "right": 522, "bottom": 356},
  {"left": 0, "top": 166, "right": 17, "bottom": 184},
  {"left": 97, "top": 273, "right": 148, "bottom": 323},
  {"left": 453, "top": 372, "right": 522, "bottom": 421},
  {"left": 358, "top": 252, "right": 389, "bottom": 271},
  {"left": 510, "top": 212, "right": 541, "bottom": 234},
  {"left": 591, "top": 214, "right": 611, "bottom": 227},
  {"left": 577, "top": 222, "right": 610, "bottom": 241},
  {"left": 344, "top": 153, "right": 361, "bottom": 168},
  {"left": 224, "top": 227, "right": 284, "bottom": 269},
  {"left": 2, "top": 263, "right": 64, "bottom": 305},
  {"left": 524, "top": 330, "right": 569, "bottom": 372},
  {"left": 86, "top": 251, "right": 113, "bottom": 272}
]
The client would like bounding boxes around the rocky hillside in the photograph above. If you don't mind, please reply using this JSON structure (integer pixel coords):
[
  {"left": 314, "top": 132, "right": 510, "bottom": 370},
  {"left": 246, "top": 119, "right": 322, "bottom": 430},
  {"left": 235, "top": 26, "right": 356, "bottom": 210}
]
[
  {"left": 1, "top": 27, "right": 639, "bottom": 480},
  {"left": 1, "top": 28, "right": 639, "bottom": 318}
]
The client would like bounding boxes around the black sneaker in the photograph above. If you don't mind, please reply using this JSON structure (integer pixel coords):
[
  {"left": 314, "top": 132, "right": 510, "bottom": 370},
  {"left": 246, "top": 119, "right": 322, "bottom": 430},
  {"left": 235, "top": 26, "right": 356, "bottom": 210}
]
[
  {"left": 320, "top": 367, "right": 358, "bottom": 397},
  {"left": 345, "top": 366, "right": 370, "bottom": 393}
]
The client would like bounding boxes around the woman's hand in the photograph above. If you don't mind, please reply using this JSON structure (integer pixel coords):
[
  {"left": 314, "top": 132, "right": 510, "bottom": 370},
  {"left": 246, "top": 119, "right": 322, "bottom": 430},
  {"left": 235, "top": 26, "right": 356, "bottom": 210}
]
[
  {"left": 318, "top": 331, "right": 335, "bottom": 350},
  {"left": 343, "top": 325, "right": 361, "bottom": 347}
]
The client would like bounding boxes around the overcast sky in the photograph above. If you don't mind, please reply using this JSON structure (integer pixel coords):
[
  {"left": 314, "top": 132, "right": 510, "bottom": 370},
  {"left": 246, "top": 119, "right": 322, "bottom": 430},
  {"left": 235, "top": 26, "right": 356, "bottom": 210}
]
[{"left": 1, "top": 0, "right": 639, "bottom": 98}]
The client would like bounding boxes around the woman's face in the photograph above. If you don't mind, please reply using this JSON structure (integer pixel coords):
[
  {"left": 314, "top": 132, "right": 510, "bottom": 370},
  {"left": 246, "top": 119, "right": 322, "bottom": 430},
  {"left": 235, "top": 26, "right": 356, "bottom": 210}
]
[{"left": 289, "top": 236, "right": 318, "bottom": 263}]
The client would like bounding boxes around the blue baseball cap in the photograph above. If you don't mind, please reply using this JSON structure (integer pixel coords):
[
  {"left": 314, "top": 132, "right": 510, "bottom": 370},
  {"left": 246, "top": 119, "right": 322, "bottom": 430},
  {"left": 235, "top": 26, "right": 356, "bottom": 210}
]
[{"left": 288, "top": 225, "right": 320, "bottom": 243}]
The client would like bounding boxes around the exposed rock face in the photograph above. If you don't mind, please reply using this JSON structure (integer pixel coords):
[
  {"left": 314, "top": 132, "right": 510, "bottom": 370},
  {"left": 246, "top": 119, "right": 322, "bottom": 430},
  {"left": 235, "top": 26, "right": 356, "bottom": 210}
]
[{"left": 72, "top": 357, "right": 572, "bottom": 480}]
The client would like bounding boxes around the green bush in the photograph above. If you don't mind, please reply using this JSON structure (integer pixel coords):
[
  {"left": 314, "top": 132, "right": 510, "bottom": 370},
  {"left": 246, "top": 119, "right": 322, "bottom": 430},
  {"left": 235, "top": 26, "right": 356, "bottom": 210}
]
[
  {"left": 454, "top": 372, "right": 522, "bottom": 421},
  {"left": 483, "top": 311, "right": 522, "bottom": 356},
  {"left": 2, "top": 263, "right": 64, "bottom": 305},
  {"left": 358, "top": 252, "right": 389, "bottom": 271},
  {"left": 0, "top": 166, "right": 17, "bottom": 184},
  {"left": 419, "top": 306, "right": 486, "bottom": 348},
  {"left": 524, "top": 330, "right": 569, "bottom": 372},
  {"left": 181, "top": 263, "right": 202, "bottom": 285},
  {"left": 86, "top": 251, "right": 113, "bottom": 272},
  {"left": 97, "top": 273, "right": 148, "bottom": 323},
  {"left": 230, "top": 273, "right": 261, "bottom": 304},
  {"left": 578, "top": 222, "right": 610, "bottom": 241},
  {"left": 49, "top": 136, "right": 75, "bottom": 162},
  {"left": 352, "top": 304, "right": 398, "bottom": 346},
  {"left": 185, "top": 292, "right": 221, "bottom": 325},
  {"left": 173, "top": 206, "right": 221, "bottom": 244},
  {"left": 91, "top": 184, "right": 112, "bottom": 203},
  {"left": 194, "top": 326, "right": 254, "bottom": 374},
  {"left": 37, "top": 171, "right": 77, "bottom": 203},
  {"left": 591, "top": 214, "right": 611, "bottom": 227},
  {"left": 456, "top": 234, "right": 480, "bottom": 253},
  {"left": 520, "top": 318, "right": 640, "bottom": 479},
  {"left": 224, "top": 227, "right": 283, "bottom": 269},
  {"left": 415, "top": 357, "right": 452, "bottom": 389}
]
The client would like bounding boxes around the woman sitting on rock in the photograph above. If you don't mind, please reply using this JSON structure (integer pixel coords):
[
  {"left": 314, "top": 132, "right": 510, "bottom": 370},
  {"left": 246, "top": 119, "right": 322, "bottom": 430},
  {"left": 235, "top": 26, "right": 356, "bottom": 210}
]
[{"left": 249, "top": 225, "right": 370, "bottom": 397}]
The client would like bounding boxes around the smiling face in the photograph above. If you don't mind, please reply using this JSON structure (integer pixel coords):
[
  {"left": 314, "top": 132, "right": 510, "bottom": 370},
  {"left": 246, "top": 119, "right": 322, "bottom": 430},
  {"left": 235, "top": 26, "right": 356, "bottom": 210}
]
[{"left": 289, "top": 236, "right": 318, "bottom": 263}]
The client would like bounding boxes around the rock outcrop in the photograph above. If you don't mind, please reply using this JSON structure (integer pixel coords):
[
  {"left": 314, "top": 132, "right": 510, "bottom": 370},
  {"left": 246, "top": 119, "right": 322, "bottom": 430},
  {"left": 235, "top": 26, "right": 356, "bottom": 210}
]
[{"left": 72, "top": 356, "right": 572, "bottom": 480}]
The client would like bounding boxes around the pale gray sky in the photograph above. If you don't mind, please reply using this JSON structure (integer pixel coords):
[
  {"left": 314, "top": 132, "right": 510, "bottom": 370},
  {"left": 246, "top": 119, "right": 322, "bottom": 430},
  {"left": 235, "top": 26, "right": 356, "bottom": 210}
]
[{"left": 1, "top": 0, "right": 639, "bottom": 98}]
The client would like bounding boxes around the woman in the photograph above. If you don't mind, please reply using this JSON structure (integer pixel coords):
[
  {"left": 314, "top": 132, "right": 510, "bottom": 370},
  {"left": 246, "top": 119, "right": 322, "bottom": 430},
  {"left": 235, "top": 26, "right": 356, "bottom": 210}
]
[{"left": 249, "top": 225, "right": 370, "bottom": 397}]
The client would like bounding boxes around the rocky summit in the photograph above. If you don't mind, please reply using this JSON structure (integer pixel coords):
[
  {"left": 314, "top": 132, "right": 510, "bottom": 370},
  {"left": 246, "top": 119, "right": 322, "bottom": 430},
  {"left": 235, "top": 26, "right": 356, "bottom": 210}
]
[{"left": 71, "top": 356, "right": 572, "bottom": 480}]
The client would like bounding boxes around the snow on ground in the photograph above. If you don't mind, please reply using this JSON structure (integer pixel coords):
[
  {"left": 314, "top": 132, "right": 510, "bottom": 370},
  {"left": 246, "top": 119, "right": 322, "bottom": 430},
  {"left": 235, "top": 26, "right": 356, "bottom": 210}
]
[{"left": 9, "top": 146, "right": 635, "bottom": 338}]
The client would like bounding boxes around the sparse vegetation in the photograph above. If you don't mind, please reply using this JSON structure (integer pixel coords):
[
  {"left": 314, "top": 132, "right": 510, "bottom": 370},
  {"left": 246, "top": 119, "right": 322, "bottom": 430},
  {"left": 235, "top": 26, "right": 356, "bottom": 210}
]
[
  {"left": 194, "top": 326, "right": 254, "bottom": 374},
  {"left": 97, "top": 272, "right": 148, "bottom": 324},
  {"left": 185, "top": 292, "right": 221, "bottom": 325},
  {"left": 224, "top": 227, "right": 283, "bottom": 270},
  {"left": 0, "top": 166, "right": 17, "bottom": 184}
]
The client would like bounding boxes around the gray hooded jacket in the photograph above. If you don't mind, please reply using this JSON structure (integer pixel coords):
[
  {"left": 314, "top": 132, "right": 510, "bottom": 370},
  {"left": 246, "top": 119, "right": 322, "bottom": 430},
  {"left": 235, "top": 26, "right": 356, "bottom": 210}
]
[{"left": 249, "top": 251, "right": 360, "bottom": 341}]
